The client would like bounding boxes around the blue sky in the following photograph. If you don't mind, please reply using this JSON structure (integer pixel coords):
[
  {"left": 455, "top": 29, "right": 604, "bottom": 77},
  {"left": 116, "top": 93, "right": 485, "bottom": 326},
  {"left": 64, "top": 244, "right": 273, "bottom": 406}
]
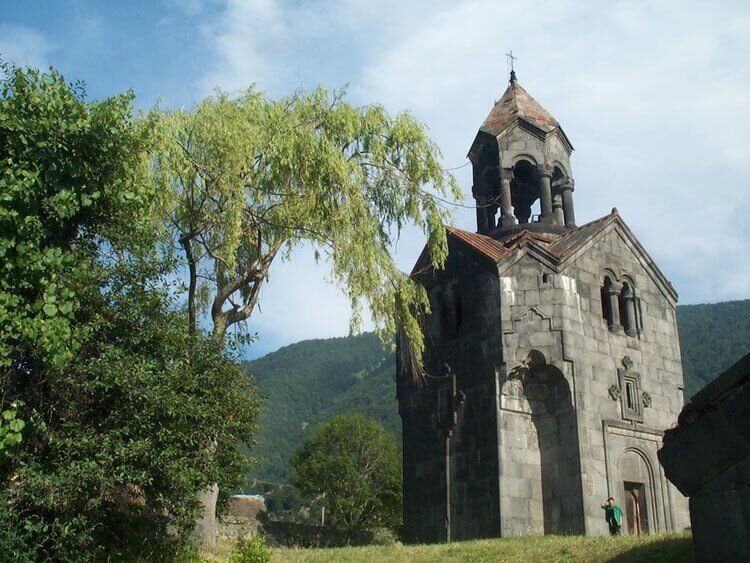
[{"left": 3, "top": 0, "right": 750, "bottom": 358}]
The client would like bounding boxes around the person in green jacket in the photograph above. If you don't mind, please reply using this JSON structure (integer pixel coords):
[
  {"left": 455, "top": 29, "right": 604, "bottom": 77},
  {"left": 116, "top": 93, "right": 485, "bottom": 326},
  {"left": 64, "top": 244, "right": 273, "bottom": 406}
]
[{"left": 602, "top": 497, "right": 623, "bottom": 535}]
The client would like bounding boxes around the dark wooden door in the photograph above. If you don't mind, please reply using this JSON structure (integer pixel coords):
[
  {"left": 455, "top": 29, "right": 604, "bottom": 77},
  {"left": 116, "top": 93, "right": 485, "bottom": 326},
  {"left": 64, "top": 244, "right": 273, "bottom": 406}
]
[
  {"left": 625, "top": 490, "right": 640, "bottom": 535},
  {"left": 624, "top": 482, "right": 648, "bottom": 535}
]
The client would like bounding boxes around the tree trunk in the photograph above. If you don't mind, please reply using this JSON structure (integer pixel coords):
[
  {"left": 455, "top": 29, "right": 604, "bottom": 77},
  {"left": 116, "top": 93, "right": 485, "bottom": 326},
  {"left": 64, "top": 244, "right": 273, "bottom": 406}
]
[
  {"left": 210, "top": 243, "right": 281, "bottom": 341},
  {"left": 192, "top": 483, "right": 219, "bottom": 547},
  {"left": 180, "top": 236, "right": 198, "bottom": 333}
]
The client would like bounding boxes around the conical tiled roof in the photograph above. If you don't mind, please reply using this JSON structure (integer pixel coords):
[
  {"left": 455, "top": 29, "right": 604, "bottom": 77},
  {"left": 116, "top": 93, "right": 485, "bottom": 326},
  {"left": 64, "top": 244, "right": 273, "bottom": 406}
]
[{"left": 480, "top": 75, "right": 559, "bottom": 136}]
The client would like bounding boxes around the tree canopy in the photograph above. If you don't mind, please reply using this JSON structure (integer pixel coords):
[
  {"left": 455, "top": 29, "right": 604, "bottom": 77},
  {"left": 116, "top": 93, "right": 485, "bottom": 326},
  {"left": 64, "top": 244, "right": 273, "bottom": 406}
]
[
  {"left": 290, "top": 413, "right": 402, "bottom": 533},
  {"left": 0, "top": 62, "right": 154, "bottom": 373},
  {"left": 151, "top": 87, "right": 460, "bottom": 369},
  {"left": 0, "top": 63, "right": 261, "bottom": 561}
]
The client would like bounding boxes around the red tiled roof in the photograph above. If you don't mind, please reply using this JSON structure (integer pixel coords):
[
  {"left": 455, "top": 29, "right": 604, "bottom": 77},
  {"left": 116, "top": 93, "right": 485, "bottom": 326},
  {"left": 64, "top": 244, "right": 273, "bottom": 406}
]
[
  {"left": 446, "top": 227, "right": 509, "bottom": 261},
  {"left": 549, "top": 214, "right": 615, "bottom": 257},
  {"left": 446, "top": 213, "right": 617, "bottom": 264},
  {"left": 424, "top": 210, "right": 676, "bottom": 301}
]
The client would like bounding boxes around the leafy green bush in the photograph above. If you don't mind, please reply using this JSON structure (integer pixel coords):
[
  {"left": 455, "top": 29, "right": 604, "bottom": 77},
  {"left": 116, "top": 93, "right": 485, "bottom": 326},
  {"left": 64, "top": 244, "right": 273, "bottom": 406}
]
[
  {"left": 0, "top": 497, "right": 36, "bottom": 562},
  {"left": 229, "top": 535, "right": 271, "bottom": 563},
  {"left": 0, "top": 63, "right": 262, "bottom": 561},
  {"left": 370, "top": 527, "right": 398, "bottom": 546},
  {"left": 0, "top": 402, "right": 25, "bottom": 461}
]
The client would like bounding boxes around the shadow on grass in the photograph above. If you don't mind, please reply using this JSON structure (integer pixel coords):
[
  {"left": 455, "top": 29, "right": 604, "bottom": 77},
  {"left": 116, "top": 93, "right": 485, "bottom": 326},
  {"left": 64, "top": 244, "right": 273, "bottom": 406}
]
[{"left": 607, "top": 535, "right": 693, "bottom": 563}]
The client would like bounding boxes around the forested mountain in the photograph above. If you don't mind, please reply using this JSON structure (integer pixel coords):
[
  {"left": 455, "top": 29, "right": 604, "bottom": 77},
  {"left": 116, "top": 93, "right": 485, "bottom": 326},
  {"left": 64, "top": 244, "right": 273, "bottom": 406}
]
[
  {"left": 677, "top": 299, "right": 750, "bottom": 397},
  {"left": 244, "top": 299, "right": 750, "bottom": 484},
  {"left": 242, "top": 333, "right": 392, "bottom": 483}
]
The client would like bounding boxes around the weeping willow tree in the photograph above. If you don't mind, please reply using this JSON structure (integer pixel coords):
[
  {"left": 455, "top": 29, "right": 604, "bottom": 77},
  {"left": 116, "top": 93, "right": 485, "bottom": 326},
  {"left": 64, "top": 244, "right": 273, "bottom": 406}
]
[{"left": 151, "top": 87, "right": 460, "bottom": 374}]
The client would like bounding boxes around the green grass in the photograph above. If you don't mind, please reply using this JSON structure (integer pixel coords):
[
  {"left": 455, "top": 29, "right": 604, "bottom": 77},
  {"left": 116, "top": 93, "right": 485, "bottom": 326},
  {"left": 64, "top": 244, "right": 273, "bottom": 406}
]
[{"left": 206, "top": 533, "right": 692, "bottom": 562}]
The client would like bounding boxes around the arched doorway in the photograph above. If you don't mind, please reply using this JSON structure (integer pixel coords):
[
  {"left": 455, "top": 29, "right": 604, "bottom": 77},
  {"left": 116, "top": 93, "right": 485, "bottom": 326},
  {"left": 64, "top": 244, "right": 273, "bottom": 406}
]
[
  {"left": 521, "top": 351, "right": 582, "bottom": 534},
  {"left": 618, "top": 450, "right": 654, "bottom": 535}
]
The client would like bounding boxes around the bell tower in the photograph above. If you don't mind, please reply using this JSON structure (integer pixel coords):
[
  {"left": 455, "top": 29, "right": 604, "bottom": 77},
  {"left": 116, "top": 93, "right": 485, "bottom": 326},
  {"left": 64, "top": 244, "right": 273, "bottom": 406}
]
[
  {"left": 399, "top": 68, "right": 690, "bottom": 544},
  {"left": 468, "top": 71, "right": 576, "bottom": 233}
]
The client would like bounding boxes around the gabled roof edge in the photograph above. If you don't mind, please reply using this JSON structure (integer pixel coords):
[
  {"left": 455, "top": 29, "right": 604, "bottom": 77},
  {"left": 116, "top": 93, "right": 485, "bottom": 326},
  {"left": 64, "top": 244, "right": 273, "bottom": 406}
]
[
  {"left": 611, "top": 214, "right": 679, "bottom": 303},
  {"left": 556, "top": 212, "right": 678, "bottom": 303}
]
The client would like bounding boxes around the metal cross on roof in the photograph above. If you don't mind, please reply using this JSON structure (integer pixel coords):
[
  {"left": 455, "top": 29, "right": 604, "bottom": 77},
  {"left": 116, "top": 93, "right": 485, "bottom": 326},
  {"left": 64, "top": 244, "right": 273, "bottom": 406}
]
[{"left": 505, "top": 50, "right": 517, "bottom": 73}]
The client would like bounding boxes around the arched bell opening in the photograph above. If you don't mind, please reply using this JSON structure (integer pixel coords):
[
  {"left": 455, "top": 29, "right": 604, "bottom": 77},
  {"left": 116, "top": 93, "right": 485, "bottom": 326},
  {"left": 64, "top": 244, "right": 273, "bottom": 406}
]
[
  {"left": 480, "top": 166, "right": 500, "bottom": 230},
  {"left": 552, "top": 166, "right": 566, "bottom": 183},
  {"left": 552, "top": 164, "right": 576, "bottom": 228},
  {"left": 551, "top": 166, "right": 566, "bottom": 226},
  {"left": 510, "top": 159, "right": 540, "bottom": 224},
  {"left": 470, "top": 136, "right": 501, "bottom": 233}
]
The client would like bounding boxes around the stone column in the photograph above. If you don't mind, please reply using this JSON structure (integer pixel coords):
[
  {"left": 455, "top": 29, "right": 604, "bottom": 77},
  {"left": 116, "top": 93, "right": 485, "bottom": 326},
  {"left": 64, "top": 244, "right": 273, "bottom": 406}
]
[
  {"left": 561, "top": 180, "right": 576, "bottom": 227},
  {"left": 621, "top": 285, "right": 637, "bottom": 337},
  {"left": 474, "top": 186, "right": 489, "bottom": 233},
  {"left": 499, "top": 167, "right": 517, "bottom": 227},
  {"left": 606, "top": 281, "right": 622, "bottom": 332},
  {"left": 552, "top": 193, "right": 564, "bottom": 226},
  {"left": 537, "top": 165, "right": 554, "bottom": 224},
  {"left": 486, "top": 206, "right": 497, "bottom": 231},
  {"left": 515, "top": 201, "right": 532, "bottom": 224}
]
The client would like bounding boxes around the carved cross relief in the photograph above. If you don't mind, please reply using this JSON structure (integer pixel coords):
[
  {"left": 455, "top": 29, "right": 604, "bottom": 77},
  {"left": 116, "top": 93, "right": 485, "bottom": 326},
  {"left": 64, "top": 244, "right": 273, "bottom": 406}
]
[{"left": 610, "top": 355, "right": 649, "bottom": 423}]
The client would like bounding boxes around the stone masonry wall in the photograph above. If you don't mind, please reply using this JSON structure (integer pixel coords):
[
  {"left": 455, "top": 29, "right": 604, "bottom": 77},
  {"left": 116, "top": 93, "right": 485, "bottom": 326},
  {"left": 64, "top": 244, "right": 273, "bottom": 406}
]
[
  {"left": 498, "top": 254, "right": 584, "bottom": 536},
  {"left": 555, "top": 224, "right": 690, "bottom": 534},
  {"left": 496, "top": 222, "right": 689, "bottom": 536},
  {"left": 398, "top": 240, "right": 503, "bottom": 543}
]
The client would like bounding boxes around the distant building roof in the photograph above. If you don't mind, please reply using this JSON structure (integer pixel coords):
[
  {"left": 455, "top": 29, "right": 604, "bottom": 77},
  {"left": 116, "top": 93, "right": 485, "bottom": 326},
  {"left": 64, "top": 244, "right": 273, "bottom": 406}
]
[
  {"left": 234, "top": 494, "right": 265, "bottom": 501},
  {"left": 228, "top": 494, "right": 267, "bottom": 520}
]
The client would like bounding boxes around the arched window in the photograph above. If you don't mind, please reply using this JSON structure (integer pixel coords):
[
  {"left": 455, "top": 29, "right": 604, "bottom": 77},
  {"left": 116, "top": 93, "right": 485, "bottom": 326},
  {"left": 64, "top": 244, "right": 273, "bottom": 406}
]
[
  {"left": 618, "top": 284, "right": 628, "bottom": 330},
  {"left": 443, "top": 281, "right": 463, "bottom": 339},
  {"left": 454, "top": 288, "right": 463, "bottom": 333},
  {"left": 601, "top": 273, "right": 642, "bottom": 336},
  {"left": 429, "top": 286, "right": 444, "bottom": 341},
  {"left": 601, "top": 276, "right": 613, "bottom": 325},
  {"left": 619, "top": 282, "right": 637, "bottom": 337}
]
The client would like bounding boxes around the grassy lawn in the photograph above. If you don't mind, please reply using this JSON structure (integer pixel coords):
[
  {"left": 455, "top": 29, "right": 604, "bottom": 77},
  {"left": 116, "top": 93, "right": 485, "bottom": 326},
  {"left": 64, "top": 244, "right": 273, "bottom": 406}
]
[{"left": 204, "top": 533, "right": 693, "bottom": 562}]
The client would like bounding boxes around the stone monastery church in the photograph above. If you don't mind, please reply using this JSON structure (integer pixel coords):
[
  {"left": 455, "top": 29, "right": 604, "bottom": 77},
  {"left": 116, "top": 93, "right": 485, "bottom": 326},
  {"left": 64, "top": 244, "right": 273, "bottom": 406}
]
[{"left": 397, "top": 71, "right": 690, "bottom": 542}]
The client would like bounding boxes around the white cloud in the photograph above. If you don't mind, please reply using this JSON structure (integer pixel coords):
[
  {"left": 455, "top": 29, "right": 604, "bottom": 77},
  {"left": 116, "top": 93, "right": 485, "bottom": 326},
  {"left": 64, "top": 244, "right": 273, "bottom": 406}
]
[
  {"left": 197, "top": 0, "right": 452, "bottom": 95},
  {"left": 198, "top": 0, "right": 284, "bottom": 93},
  {"left": 0, "top": 25, "right": 54, "bottom": 69}
]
